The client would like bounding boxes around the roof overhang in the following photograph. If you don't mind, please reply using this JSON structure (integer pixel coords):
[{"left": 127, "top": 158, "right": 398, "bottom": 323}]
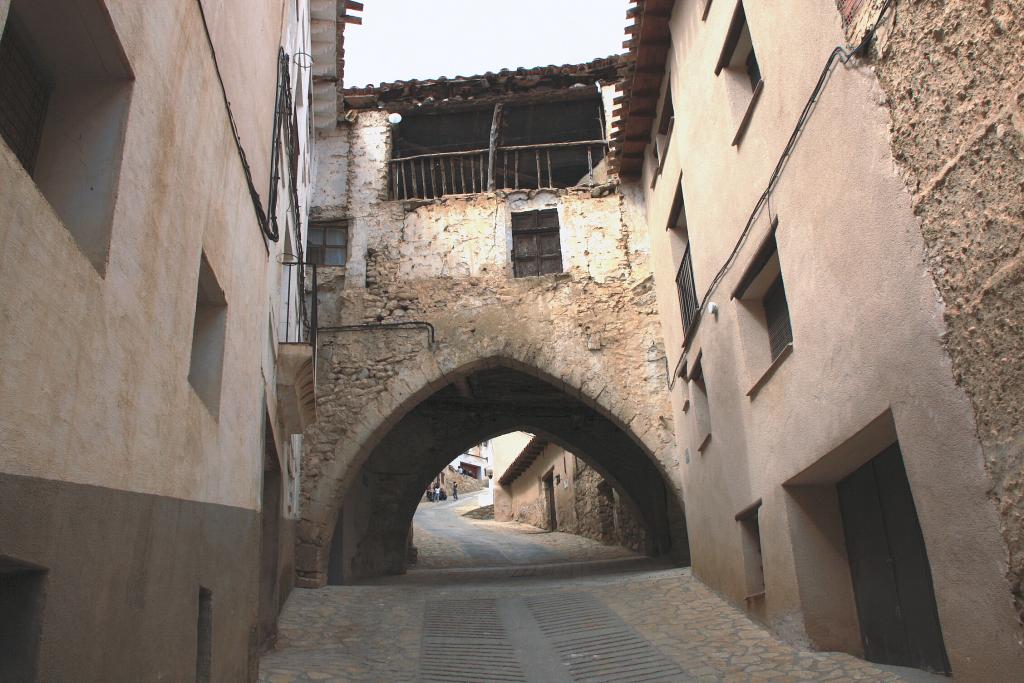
[{"left": 609, "top": 0, "right": 675, "bottom": 178}]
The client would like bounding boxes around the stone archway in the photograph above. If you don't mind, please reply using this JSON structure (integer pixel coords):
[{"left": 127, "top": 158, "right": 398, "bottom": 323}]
[{"left": 297, "top": 346, "right": 687, "bottom": 586}]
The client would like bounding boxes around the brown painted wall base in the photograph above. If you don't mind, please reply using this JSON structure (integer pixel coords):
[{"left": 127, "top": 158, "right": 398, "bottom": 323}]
[{"left": 0, "top": 472, "right": 262, "bottom": 682}]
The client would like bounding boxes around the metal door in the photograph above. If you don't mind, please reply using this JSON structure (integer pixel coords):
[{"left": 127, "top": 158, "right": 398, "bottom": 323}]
[{"left": 838, "top": 443, "right": 950, "bottom": 673}]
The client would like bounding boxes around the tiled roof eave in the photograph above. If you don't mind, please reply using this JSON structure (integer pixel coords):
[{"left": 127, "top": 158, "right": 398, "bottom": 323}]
[{"left": 609, "top": 0, "right": 675, "bottom": 178}]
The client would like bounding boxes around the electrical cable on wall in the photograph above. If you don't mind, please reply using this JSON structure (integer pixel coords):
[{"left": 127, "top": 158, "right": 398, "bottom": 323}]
[
  {"left": 695, "top": 0, "right": 896, "bottom": 313},
  {"left": 195, "top": 0, "right": 278, "bottom": 242}
]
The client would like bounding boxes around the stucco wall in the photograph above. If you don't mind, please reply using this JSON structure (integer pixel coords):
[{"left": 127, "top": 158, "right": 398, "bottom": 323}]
[
  {"left": 634, "top": 0, "right": 1022, "bottom": 677},
  {"left": 0, "top": 0, "right": 310, "bottom": 678},
  {"left": 841, "top": 0, "right": 1024, "bottom": 633},
  {"left": 0, "top": 0, "right": 295, "bottom": 513}
]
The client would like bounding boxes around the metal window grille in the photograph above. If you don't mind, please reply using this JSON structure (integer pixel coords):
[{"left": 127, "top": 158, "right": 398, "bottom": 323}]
[
  {"left": 308, "top": 220, "right": 348, "bottom": 267},
  {"left": 763, "top": 275, "right": 793, "bottom": 360},
  {"left": 511, "top": 209, "right": 562, "bottom": 278},
  {"left": 676, "top": 244, "right": 700, "bottom": 335},
  {"left": 0, "top": 17, "right": 50, "bottom": 174}
]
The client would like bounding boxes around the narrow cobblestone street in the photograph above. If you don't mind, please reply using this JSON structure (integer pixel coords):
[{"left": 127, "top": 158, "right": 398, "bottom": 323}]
[{"left": 259, "top": 494, "right": 944, "bottom": 682}]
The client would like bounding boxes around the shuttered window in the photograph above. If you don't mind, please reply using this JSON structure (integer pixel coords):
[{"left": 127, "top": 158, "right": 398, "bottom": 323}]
[
  {"left": 511, "top": 209, "right": 562, "bottom": 277},
  {"left": 308, "top": 220, "right": 348, "bottom": 267},
  {"left": 763, "top": 275, "right": 792, "bottom": 360},
  {"left": 676, "top": 244, "right": 700, "bottom": 336},
  {"left": 0, "top": 17, "right": 50, "bottom": 174}
]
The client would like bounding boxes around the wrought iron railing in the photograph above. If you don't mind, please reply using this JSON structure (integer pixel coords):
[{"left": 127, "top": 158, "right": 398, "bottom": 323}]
[
  {"left": 279, "top": 257, "right": 318, "bottom": 348},
  {"left": 388, "top": 140, "right": 608, "bottom": 200},
  {"left": 676, "top": 243, "right": 700, "bottom": 337}
]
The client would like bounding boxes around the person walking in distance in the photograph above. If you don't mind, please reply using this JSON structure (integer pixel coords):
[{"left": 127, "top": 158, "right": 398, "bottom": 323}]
[{"left": 452, "top": 481, "right": 459, "bottom": 501}]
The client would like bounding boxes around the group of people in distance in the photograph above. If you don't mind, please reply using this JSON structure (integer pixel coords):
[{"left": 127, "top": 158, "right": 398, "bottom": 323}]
[{"left": 425, "top": 481, "right": 457, "bottom": 502}]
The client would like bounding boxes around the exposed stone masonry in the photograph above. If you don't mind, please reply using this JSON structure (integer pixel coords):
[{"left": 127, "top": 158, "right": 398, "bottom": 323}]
[{"left": 299, "top": 110, "right": 680, "bottom": 584}]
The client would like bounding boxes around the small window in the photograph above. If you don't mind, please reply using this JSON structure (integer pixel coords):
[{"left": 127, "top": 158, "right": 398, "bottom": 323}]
[
  {"left": 763, "top": 275, "right": 792, "bottom": 361},
  {"left": 733, "top": 226, "right": 793, "bottom": 364},
  {"left": 653, "top": 83, "right": 674, "bottom": 169},
  {"left": 690, "top": 355, "right": 712, "bottom": 452},
  {"left": 0, "top": 17, "right": 49, "bottom": 174},
  {"left": 716, "top": 2, "right": 761, "bottom": 93},
  {"left": 0, "top": 556, "right": 46, "bottom": 681},
  {"left": 308, "top": 220, "right": 348, "bottom": 267},
  {"left": 511, "top": 209, "right": 563, "bottom": 277},
  {"left": 737, "top": 502, "right": 765, "bottom": 598},
  {"left": 667, "top": 178, "right": 687, "bottom": 233},
  {"left": 715, "top": 2, "right": 763, "bottom": 146},
  {"left": 0, "top": 0, "right": 133, "bottom": 273},
  {"left": 676, "top": 244, "right": 700, "bottom": 336},
  {"left": 189, "top": 255, "right": 228, "bottom": 416}
]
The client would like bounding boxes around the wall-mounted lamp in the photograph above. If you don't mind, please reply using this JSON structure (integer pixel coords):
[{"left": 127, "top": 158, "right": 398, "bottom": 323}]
[
  {"left": 707, "top": 302, "right": 720, "bottom": 318},
  {"left": 387, "top": 112, "right": 403, "bottom": 125}
]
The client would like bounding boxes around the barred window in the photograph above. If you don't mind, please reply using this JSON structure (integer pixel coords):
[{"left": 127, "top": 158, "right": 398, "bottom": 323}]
[
  {"left": 0, "top": 16, "right": 50, "bottom": 174},
  {"left": 763, "top": 275, "right": 792, "bottom": 361},
  {"left": 511, "top": 209, "right": 562, "bottom": 277},
  {"left": 676, "top": 244, "right": 700, "bottom": 336},
  {"left": 308, "top": 220, "right": 348, "bottom": 267}
]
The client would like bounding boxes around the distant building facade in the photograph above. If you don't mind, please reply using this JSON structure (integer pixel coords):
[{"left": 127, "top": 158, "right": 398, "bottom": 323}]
[{"left": 495, "top": 436, "right": 648, "bottom": 553}]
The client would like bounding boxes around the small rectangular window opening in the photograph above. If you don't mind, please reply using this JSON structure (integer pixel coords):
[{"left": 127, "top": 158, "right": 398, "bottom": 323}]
[
  {"left": 0, "top": 557, "right": 47, "bottom": 682},
  {"left": 667, "top": 179, "right": 687, "bottom": 233},
  {"left": 716, "top": 2, "right": 760, "bottom": 92},
  {"left": 1, "top": 0, "right": 134, "bottom": 274},
  {"left": 733, "top": 226, "right": 793, "bottom": 363},
  {"left": 676, "top": 244, "right": 700, "bottom": 336},
  {"left": 195, "top": 587, "right": 213, "bottom": 683},
  {"left": 653, "top": 83, "right": 674, "bottom": 170},
  {"left": 763, "top": 275, "right": 793, "bottom": 361},
  {"left": 189, "top": 255, "right": 228, "bottom": 416},
  {"left": 0, "top": 17, "right": 50, "bottom": 174},
  {"left": 737, "top": 504, "right": 765, "bottom": 598},
  {"left": 511, "top": 209, "right": 563, "bottom": 278},
  {"left": 308, "top": 219, "right": 348, "bottom": 267},
  {"left": 690, "top": 355, "right": 713, "bottom": 452}
]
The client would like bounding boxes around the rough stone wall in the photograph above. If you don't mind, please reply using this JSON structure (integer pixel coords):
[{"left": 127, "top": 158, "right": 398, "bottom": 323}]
[
  {"left": 439, "top": 467, "right": 486, "bottom": 496},
  {"left": 300, "top": 110, "right": 679, "bottom": 582},
  {"left": 570, "top": 462, "right": 648, "bottom": 553},
  {"left": 839, "top": 0, "right": 1024, "bottom": 628}
]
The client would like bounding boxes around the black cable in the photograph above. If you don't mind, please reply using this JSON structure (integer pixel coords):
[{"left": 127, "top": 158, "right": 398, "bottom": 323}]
[
  {"left": 695, "top": 0, "right": 895, "bottom": 313},
  {"left": 195, "top": 0, "right": 278, "bottom": 242}
]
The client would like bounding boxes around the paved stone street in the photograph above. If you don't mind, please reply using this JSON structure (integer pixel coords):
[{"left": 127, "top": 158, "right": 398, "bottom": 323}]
[
  {"left": 259, "top": 495, "right": 944, "bottom": 682},
  {"left": 411, "top": 490, "right": 637, "bottom": 570}
]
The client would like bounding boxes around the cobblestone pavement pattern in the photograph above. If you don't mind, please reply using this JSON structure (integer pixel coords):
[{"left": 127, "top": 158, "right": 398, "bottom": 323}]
[{"left": 260, "top": 495, "right": 943, "bottom": 682}]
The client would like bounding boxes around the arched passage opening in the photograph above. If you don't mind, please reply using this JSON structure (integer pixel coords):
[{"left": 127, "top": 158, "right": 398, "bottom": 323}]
[{"left": 315, "top": 362, "right": 690, "bottom": 584}]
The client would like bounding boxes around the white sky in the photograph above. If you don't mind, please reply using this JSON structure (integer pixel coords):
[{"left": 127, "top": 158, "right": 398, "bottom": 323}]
[{"left": 343, "top": 0, "right": 629, "bottom": 88}]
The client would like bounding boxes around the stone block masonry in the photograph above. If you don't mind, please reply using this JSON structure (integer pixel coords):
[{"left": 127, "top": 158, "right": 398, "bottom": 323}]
[{"left": 299, "top": 110, "right": 682, "bottom": 584}]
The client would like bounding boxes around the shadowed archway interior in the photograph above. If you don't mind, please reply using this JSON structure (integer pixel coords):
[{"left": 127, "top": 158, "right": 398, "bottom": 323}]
[{"left": 323, "top": 365, "right": 690, "bottom": 583}]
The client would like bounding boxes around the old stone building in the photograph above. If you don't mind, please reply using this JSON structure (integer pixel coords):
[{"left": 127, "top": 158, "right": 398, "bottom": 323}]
[
  {"left": 613, "top": 0, "right": 1023, "bottom": 678},
  {"left": 494, "top": 434, "right": 649, "bottom": 552},
  {"left": 300, "top": 57, "right": 690, "bottom": 586}
]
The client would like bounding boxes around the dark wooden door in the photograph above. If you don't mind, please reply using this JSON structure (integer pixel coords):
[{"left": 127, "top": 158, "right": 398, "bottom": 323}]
[
  {"left": 838, "top": 443, "right": 950, "bottom": 673},
  {"left": 543, "top": 472, "right": 557, "bottom": 531}
]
